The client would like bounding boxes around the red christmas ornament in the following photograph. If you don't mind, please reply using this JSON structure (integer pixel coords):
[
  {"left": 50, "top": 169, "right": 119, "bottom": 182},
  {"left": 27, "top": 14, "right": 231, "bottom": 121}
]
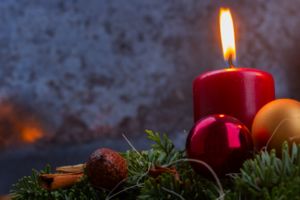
[{"left": 186, "top": 114, "right": 253, "bottom": 177}]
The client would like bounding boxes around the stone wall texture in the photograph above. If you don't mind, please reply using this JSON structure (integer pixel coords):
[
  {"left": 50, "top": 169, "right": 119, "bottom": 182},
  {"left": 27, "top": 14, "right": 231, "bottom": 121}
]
[{"left": 1, "top": 0, "right": 300, "bottom": 193}]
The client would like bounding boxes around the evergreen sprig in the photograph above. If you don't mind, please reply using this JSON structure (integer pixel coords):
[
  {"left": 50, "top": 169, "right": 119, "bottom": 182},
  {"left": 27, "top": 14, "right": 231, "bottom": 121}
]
[
  {"left": 233, "top": 142, "right": 300, "bottom": 199},
  {"left": 10, "top": 131, "right": 300, "bottom": 200},
  {"left": 10, "top": 166, "right": 100, "bottom": 200}
]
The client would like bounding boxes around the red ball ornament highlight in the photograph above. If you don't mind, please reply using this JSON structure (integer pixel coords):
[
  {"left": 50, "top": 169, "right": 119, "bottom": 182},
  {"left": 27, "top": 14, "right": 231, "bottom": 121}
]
[{"left": 186, "top": 114, "right": 253, "bottom": 177}]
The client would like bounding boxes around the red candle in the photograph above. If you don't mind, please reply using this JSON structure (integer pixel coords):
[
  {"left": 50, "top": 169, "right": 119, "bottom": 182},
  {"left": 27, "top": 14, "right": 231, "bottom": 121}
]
[
  {"left": 193, "top": 68, "right": 275, "bottom": 129},
  {"left": 193, "top": 8, "right": 275, "bottom": 129}
]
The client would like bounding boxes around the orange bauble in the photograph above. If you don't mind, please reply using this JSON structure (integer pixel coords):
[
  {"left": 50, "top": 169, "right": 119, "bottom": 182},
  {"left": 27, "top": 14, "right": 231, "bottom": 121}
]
[{"left": 252, "top": 99, "right": 300, "bottom": 153}]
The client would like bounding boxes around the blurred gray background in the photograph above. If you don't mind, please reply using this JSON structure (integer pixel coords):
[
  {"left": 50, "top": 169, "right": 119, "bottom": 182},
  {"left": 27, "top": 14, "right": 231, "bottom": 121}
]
[{"left": 0, "top": 0, "right": 299, "bottom": 193}]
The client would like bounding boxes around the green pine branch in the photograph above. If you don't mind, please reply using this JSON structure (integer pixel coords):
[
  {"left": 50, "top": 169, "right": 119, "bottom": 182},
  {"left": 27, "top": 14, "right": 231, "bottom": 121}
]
[
  {"left": 10, "top": 130, "right": 300, "bottom": 200},
  {"left": 233, "top": 142, "right": 300, "bottom": 200},
  {"left": 10, "top": 166, "right": 100, "bottom": 200}
]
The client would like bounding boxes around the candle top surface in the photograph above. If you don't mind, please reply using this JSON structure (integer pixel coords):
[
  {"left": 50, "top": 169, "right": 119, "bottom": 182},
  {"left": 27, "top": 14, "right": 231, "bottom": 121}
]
[{"left": 196, "top": 67, "right": 273, "bottom": 80}]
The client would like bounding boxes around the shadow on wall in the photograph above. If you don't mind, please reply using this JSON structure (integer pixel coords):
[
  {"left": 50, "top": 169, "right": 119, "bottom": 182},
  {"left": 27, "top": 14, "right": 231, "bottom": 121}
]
[
  {"left": 285, "top": 39, "right": 300, "bottom": 100},
  {"left": 0, "top": 97, "right": 126, "bottom": 150}
]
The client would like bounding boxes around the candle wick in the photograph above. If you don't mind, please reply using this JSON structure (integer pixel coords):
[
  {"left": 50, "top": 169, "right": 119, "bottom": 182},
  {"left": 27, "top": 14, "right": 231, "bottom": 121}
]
[{"left": 227, "top": 54, "right": 235, "bottom": 68}]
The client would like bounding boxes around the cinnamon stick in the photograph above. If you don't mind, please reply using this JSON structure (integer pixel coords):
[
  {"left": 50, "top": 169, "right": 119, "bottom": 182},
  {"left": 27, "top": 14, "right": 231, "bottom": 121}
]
[
  {"left": 56, "top": 163, "right": 86, "bottom": 174},
  {"left": 39, "top": 163, "right": 86, "bottom": 190},
  {"left": 39, "top": 173, "right": 83, "bottom": 190},
  {"left": 0, "top": 195, "right": 11, "bottom": 200},
  {"left": 149, "top": 166, "right": 181, "bottom": 182}
]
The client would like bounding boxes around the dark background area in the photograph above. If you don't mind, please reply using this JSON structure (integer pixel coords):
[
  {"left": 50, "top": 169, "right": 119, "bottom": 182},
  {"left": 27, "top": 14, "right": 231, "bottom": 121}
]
[{"left": 0, "top": 0, "right": 299, "bottom": 193}]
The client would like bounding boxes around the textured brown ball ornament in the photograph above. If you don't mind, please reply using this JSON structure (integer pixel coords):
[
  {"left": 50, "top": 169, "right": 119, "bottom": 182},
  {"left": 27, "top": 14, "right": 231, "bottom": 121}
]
[
  {"left": 86, "top": 148, "right": 128, "bottom": 190},
  {"left": 252, "top": 99, "right": 300, "bottom": 153}
]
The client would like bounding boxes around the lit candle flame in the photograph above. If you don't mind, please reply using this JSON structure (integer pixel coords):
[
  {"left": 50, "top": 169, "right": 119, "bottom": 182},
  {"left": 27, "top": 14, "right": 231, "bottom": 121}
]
[{"left": 220, "top": 8, "right": 236, "bottom": 67}]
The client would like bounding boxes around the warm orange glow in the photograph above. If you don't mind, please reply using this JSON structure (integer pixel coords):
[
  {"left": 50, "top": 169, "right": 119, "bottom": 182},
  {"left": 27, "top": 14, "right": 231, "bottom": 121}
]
[
  {"left": 0, "top": 102, "right": 45, "bottom": 146},
  {"left": 21, "top": 126, "right": 43, "bottom": 143},
  {"left": 220, "top": 8, "right": 236, "bottom": 64}
]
